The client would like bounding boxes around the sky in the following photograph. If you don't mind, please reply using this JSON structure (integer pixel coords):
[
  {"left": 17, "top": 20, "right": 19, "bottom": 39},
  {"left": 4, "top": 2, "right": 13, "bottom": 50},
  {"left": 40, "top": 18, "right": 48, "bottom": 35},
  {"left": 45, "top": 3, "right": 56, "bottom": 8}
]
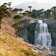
[{"left": 0, "top": 0, "right": 56, "bottom": 6}]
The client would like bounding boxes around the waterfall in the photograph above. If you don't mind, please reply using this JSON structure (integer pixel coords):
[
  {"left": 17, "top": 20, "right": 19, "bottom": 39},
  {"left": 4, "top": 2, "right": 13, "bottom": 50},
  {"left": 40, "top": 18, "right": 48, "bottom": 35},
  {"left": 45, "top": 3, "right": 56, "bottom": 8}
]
[{"left": 34, "top": 20, "right": 52, "bottom": 46}]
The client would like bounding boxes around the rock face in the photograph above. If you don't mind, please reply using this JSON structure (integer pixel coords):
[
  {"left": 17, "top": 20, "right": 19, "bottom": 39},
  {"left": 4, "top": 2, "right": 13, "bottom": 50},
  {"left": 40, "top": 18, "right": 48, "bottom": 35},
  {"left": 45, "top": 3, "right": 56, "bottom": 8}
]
[
  {"left": 18, "top": 19, "right": 36, "bottom": 43},
  {"left": 42, "top": 19, "right": 56, "bottom": 46},
  {"left": 18, "top": 19, "right": 56, "bottom": 46},
  {"left": 43, "top": 19, "right": 56, "bottom": 46},
  {"left": 27, "top": 23, "right": 37, "bottom": 44}
]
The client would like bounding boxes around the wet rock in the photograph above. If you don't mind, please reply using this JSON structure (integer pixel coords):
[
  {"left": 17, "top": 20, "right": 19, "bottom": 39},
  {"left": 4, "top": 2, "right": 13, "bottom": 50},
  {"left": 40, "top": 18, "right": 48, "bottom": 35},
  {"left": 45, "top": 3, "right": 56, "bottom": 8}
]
[{"left": 38, "top": 52, "right": 43, "bottom": 55}]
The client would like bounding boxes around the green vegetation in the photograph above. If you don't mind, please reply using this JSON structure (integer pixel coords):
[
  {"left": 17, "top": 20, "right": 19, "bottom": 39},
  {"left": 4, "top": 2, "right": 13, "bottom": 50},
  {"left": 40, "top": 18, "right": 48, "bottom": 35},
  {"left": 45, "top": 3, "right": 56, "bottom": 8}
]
[
  {"left": 0, "top": 2, "right": 56, "bottom": 56},
  {"left": 28, "top": 6, "right": 32, "bottom": 17},
  {"left": 22, "top": 6, "right": 56, "bottom": 19},
  {"left": 28, "top": 6, "right": 32, "bottom": 12},
  {"left": 12, "top": 8, "right": 19, "bottom": 13},
  {"left": 7, "top": 2, "right": 12, "bottom": 12},
  {"left": 22, "top": 12, "right": 27, "bottom": 16},
  {"left": 52, "top": 6, "right": 56, "bottom": 19},
  {"left": 30, "top": 6, "right": 56, "bottom": 19},
  {"left": 1, "top": 2, "right": 12, "bottom": 12},
  {"left": 13, "top": 15, "right": 22, "bottom": 38},
  {"left": 18, "top": 8, "right": 23, "bottom": 14},
  {"left": 0, "top": 6, "right": 11, "bottom": 28}
]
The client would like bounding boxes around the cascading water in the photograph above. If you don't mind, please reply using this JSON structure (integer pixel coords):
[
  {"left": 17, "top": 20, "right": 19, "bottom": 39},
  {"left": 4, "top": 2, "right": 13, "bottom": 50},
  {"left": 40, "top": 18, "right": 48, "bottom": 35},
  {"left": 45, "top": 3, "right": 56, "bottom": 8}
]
[{"left": 34, "top": 20, "right": 52, "bottom": 46}]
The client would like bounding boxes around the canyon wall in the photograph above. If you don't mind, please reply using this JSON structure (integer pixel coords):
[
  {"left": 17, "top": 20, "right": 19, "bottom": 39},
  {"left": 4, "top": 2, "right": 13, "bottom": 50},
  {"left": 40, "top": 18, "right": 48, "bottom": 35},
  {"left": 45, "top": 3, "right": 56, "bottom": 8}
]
[{"left": 18, "top": 19, "right": 56, "bottom": 46}]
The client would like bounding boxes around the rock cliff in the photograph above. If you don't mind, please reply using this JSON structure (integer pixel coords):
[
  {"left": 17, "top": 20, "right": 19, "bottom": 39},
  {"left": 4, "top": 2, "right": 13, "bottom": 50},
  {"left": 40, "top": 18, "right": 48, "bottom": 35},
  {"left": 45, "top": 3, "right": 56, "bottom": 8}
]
[
  {"left": 43, "top": 19, "right": 56, "bottom": 46},
  {"left": 18, "top": 19, "right": 56, "bottom": 46}
]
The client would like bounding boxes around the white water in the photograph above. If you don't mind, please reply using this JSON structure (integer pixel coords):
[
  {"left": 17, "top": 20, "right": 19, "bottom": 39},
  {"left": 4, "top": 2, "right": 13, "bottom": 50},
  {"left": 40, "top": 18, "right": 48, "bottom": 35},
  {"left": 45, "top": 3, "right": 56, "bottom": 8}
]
[{"left": 34, "top": 20, "right": 52, "bottom": 46}]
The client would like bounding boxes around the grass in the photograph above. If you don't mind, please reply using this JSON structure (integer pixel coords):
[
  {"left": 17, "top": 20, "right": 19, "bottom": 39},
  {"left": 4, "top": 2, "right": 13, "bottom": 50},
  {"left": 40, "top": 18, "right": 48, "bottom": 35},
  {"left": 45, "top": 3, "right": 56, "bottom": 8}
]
[{"left": 0, "top": 29, "right": 44, "bottom": 56}]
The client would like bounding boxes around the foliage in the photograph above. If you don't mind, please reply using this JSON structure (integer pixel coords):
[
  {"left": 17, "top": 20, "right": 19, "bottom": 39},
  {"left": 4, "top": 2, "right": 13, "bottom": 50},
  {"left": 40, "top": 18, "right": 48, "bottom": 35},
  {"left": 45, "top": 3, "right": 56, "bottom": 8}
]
[
  {"left": 13, "top": 15, "right": 22, "bottom": 20},
  {"left": 2, "top": 2, "right": 12, "bottom": 12},
  {"left": 12, "top": 8, "right": 19, "bottom": 13},
  {"left": 28, "top": 6, "right": 56, "bottom": 19},
  {"left": 0, "top": 7, "right": 11, "bottom": 28},
  {"left": 28, "top": 6, "right": 32, "bottom": 12},
  {"left": 19, "top": 8, "right": 23, "bottom": 14},
  {"left": 22, "top": 12, "right": 27, "bottom": 15},
  {"left": 13, "top": 15, "right": 22, "bottom": 38},
  {"left": 31, "top": 12, "right": 37, "bottom": 18},
  {"left": 1, "top": 3, "right": 7, "bottom": 9},
  {"left": 51, "top": 6, "right": 56, "bottom": 19},
  {"left": 0, "top": 5, "right": 11, "bottom": 17},
  {"left": 25, "top": 10, "right": 29, "bottom": 13}
]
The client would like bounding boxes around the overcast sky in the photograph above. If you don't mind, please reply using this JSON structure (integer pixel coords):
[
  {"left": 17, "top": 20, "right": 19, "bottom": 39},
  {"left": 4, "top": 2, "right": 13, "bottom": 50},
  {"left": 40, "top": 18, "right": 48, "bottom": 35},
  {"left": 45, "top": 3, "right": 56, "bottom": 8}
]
[{"left": 0, "top": 0, "right": 56, "bottom": 6}]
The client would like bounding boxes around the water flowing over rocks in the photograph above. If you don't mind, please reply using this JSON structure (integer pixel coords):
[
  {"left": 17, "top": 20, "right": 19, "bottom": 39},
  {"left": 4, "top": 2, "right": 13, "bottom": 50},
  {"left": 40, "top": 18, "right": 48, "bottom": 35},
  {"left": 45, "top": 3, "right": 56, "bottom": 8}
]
[
  {"left": 17, "top": 18, "right": 56, "bottom": 55},
  {"left": 34, "top": 20, "right": 52, "bottom": 46},
  {"left": 18, "top": 19, "right": 56, "bottom": 46}
]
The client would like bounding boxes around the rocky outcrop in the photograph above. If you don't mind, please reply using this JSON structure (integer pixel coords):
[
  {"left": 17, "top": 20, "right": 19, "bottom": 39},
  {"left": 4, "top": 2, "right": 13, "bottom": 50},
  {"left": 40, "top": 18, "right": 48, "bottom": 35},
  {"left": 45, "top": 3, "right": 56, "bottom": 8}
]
[
  {"left": 43, "top": 19, "right": 56, "bottom": 46},
  {"left": 25, "top": 43, "right": 56, "bottom": 56},
  {"left": 18, "top": 19, "right": 36, "bottom": 43},
  {"left": 27, "top": 23, "right": 37, "bottom": 44},
  {"left": 18, "top": 19, "right": 56, "bottom": 46}
]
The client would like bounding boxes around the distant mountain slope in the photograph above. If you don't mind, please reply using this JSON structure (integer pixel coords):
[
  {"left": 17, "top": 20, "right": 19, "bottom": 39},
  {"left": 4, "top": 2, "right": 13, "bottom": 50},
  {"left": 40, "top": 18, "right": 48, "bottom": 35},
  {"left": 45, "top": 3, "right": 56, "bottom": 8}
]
[{"left": 13, "top": 1, "right": 56, "bottom": 11}]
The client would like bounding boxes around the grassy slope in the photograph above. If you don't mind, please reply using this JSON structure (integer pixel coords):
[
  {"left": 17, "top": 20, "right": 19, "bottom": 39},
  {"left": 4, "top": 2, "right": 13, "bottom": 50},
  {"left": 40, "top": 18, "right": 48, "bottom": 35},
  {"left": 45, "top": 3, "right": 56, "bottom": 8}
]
[{"left": 0, "top": 29, "right": 43, "bottom": 56}]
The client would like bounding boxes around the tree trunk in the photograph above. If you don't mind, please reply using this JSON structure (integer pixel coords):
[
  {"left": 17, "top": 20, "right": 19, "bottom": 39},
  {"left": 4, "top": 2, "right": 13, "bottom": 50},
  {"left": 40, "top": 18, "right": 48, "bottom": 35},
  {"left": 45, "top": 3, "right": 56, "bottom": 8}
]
[
  {"left": 16, "top": 19, "right": 18, "bottom": 38},
  {"left": 0, "top": 18, "right": 2, "bottom": 28},
  {"left": 30, "top": 8, "right": 32, "bottom": 18},
  {"left": 30, "top": 8, "right": 31, "bottom": 12}
]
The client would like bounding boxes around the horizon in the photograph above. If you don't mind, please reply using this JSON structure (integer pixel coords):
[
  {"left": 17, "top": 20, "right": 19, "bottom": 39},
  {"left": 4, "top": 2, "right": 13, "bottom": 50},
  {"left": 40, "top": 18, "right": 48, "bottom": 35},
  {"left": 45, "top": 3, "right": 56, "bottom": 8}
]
[
  {"left": 0, "top": 0, "right": 56, "bottom": 7},
  {"left": 13, "top": 1, "right": 56, "bottom": 11}
]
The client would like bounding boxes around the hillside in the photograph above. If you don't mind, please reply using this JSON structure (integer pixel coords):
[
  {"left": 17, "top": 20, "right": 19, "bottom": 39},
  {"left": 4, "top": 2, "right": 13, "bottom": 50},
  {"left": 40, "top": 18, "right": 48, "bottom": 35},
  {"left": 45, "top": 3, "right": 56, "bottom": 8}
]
[
  {"left": 0, "top": 17, "right": 43, "bottom": 56},
  {"left": 0, "top": 29, "right": 43, "bottom": 56}
]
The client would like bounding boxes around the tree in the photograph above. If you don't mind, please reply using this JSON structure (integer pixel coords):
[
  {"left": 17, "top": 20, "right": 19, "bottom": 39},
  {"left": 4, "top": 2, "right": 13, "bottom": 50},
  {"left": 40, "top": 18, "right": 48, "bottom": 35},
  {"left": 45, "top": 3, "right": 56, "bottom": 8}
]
[
  {"left": 25, "top": 10, "right": 29, "bottom": 13},
  {"left": 22, "top": 12, "right": 27, "bottom": 16},
  {"left": 52, "top": 6, "right": 56, "bottom": 19},
  {"left": 31, "top": 12, "right": 37, "bottom": 18},
  {"left": 46, "top": 9, "right": 51, "bottom": 18},
  {"left": 28, "top": 11, "right": 32, "bottom": 17},
  {"left": 1, "top": 5, "right": 7, "bottom": 9},
  {"left": 0, "top": 7, "right": 11, "bottom": 28},
  {"left": 12, "top": 8, "right": 19, "bottom": 13},
  {"left": 3, "top": 3, "right": 7, "bottom": 6},
  {"left": 36, "top": 10, "right": 41, "bottom": 18},
  {"left": 43, "top": 11, "right": 49, "bottom": 18},
  {"left": 18, "top": 8, "right": 23, "bottom": 14},
  {"left": 13, "top": 15, "right": 22, "bottom": 38},
  {"left": 40, "top": 9, "right": 44, "bottom": 18},
  {"left": 32, "top": 9, "right": 37, "bottom": 13},
  {"left": 28, "top": 6, "right": 32, "bottom": 18},
  {"left": 7, "top": 2, "right": 12, "bottom": 12},
  {"left": 25, "top": 10, "right": 29, "bottom": 16},
  {"left": 28, "top": 6, "right": 32, "bottom": 12}
]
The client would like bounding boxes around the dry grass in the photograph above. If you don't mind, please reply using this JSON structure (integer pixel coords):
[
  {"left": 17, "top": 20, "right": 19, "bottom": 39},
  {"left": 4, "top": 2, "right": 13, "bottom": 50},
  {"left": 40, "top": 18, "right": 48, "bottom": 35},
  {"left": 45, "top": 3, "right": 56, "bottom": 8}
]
[
  {"left": 0, "top": 29, "right": 44, "bottom": 56},
  {"left": 0, "top": 14, "right": 44, "bottom": 56}
]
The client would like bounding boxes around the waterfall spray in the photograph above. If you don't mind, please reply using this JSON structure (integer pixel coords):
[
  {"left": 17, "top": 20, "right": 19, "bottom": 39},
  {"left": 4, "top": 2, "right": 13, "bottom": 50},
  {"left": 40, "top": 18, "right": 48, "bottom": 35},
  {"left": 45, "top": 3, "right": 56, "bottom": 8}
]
[{"left": 34, "top": 20, "right": 52, "bottom": 46}]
